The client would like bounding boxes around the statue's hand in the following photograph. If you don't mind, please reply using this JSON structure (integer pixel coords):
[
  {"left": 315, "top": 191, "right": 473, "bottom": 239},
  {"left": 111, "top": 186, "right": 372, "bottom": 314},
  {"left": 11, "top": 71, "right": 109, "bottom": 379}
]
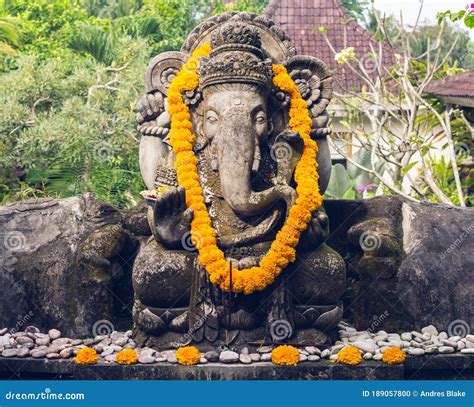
[
  {"left": 300, "top": 210, "right": 329, "bottom": 251},
  {"left": 137, "top": 92, "right": 164, "bottom": 124},
  {"left": 153, "top": 186, "right": 194, "bottom": 249}
]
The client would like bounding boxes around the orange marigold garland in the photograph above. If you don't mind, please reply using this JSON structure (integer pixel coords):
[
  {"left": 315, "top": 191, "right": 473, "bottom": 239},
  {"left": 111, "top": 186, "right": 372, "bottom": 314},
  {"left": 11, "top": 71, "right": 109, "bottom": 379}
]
[
  {"left": 116, "top": 349, "right": 138, "bottom": 365},
  {"left": 167, "top": 44, "right": 323, "bottom": 295},
  {"left": 75, "top": 347, "right": 98, "bottom": 365},
  {"left": 337, "top": 346, "right": 362, "bottom": 365},
  {"left": 382, "top": 347, "right": 406, "bottom": 364},
  {"left": 176, "top": 346, "right": 201, "bottom": 366},
  {"left": 271, "top": 345, "right": 300, "bottom": 366}
]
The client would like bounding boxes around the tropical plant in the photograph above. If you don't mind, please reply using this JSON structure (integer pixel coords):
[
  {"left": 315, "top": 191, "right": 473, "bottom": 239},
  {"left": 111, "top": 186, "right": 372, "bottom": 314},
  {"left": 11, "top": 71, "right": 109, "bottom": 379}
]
[
  {"left": 0, "top": 15, "right": 19, "bottom": 54},
  {"left": 323, "top": 1, "right": 472, "bottom": 206},
  {"left": 325, "top": 148, "right": 383, "bottom": 199}
]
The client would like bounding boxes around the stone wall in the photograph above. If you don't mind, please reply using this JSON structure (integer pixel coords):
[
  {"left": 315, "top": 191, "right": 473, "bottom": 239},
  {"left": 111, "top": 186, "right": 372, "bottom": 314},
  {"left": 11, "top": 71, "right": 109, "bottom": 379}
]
[
  {"left": 326, "top": 197, "right": 473, "bottom": 334},
  {"left": 1, "top": 194, "right": 472, "bottom": 337}
]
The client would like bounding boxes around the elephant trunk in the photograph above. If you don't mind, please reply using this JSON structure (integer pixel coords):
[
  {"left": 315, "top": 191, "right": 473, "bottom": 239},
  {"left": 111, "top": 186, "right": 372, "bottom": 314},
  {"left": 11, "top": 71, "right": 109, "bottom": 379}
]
[{"left": 215, "top": 119, "right": 292, "bottom": 216}]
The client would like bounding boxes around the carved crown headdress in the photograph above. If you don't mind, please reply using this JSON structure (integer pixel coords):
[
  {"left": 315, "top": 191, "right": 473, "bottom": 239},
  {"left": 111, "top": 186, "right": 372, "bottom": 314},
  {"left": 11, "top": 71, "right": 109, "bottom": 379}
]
[{"left": 198, "top": 21, "right": 273, "bottom": 90}]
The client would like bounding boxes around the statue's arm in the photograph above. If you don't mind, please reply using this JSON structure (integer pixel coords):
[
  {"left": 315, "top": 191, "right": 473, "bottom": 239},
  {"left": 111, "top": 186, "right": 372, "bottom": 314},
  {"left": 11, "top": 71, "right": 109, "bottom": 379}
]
[{"left": 152, "top": 186, "right": 194, "bottom": 250}]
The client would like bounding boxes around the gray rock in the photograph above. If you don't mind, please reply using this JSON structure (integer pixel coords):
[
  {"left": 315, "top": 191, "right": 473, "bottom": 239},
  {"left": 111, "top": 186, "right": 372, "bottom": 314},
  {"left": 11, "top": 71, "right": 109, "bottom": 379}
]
[
  {"left": 46, "top": 353, "right": 60, "bottom": 359},
  {"left": 438, "top": 346, "right": 455, "bottom": 354},
  {"left": 329, "top": 354, "right": 338, "bottom": 361},
  {"left": 16, "top": 348, "right": 30, "bottom": 358},
  {"left": 407, "top": 348, "right": 425, "bottom": 356},
  {"left": 199, "top": 357, "right": 208, "bottom": 364},
  {"left": 352, "top": 340, "right": 377, "bottom": 354},
  {"left": 308, "top": 355, "right": 320, "bottom": 361},
  {"left": 240, "top": 347, "right": 249, "bottom": 355},
  {"left": 16, "top": 336, "right": 33, "bottom": 345},
  {"left": 138, "top": 354, "right": 155, "bottom": 364},
  {"left": 305, "top": 346, "right": 320, "bottom": 355},
  {"left": 421, "top": 325, "right": 438, "bottom": 336},
  {"left": 166, "top": 354, "right": 177, "bottom": 364},
  {"left": 401, "top": 332, "right": 412, "bottom": 341},
  {"left": 425, "top": 347, "right": 438, "bottom": 354},
  {"left": 35, "top": 337, "right": 50, "bottom": 346},
  {"left": 442, "top": 340, "right": 457, "bottom": 348},
  {"left": 2, "top": 349, "right": 18, "bottom": 358},
  {"left": 449, "top": 336, "right": 461, "bottom": 342},
  {"left": 59, "top": 348, "right": 74, "bottom": 359},
  {"left": 219, "top": 350, "right": 239, "bottom": 363},
  {"left": 239, "top": 354, "right": 252, "bottom": 364},
  {"left": 321, "top": 349, "right": 330, "bottom": 359},
  {"left": 52, "top": 338, "right": 70, "bottom": 346},
  {"left": 464, "top": 341, "right": 474, "bottom": 349},
  {"left": 104, "top": 354, "right": 116, "bottom": 362},
  {"left": 299, "top": 354, "right": 308, "bottom": 362},
  {"left": 460, "top": 348, "right": 474, "bottom": 354},
  {"left": 101, "top": 346, "right": 115, "bottom": 357},
  {"left": 457, "top": 341, "right": 465, "bottom": 351},
  {"left": 93, "top": 345, "right": 104, "bottom": 353},
  {"left": 0, "top": 195, "right": 125, "bottom": 336},
  {"left": 363, "top": 352, "right": 373, "bottom": 360},
  {"left": 260, "top": 353, "right": 272, "bottom": 361},
  {"left": 204, "top": 351, "right": 219, "bottom": 363},
  {"left": 256, "top": 346, "right": 273, "bottom": 353},
  {"left": 113, "top": 337, "right": 128, "bottom": 347},
  {"left": 373, "top": 354, "right": 383, "bottom": 361},
  {"left": 71, "top": 339, "right": 83, "bottom": 346},
  {"left": 0, "top": 328, "right": 8, "bottom": 335},
  {"left": 48, "top": 329, "right": 61, "bottom": 340},
  {"left": 249, "top": 353, "right": 260, "bottom": 362},
  {"left": 154, "top": 355, "right": 167, "bottom": 362},
  {"left": 465, "top": 334, "right": 474, "bottom": 342}
]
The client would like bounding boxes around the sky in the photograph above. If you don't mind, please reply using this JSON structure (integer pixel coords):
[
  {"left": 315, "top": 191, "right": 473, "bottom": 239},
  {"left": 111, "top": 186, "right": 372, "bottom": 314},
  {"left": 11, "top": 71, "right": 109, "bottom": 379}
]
[{"left": 373, "top": 0, "right": 474, "bottom": 38}]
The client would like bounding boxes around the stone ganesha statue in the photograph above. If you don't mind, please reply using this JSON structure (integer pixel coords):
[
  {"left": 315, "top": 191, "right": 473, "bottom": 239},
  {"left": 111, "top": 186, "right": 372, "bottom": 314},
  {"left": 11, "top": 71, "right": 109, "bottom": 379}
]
[{"left": 133, "top": 12, "right": 345, "bottom": 348}]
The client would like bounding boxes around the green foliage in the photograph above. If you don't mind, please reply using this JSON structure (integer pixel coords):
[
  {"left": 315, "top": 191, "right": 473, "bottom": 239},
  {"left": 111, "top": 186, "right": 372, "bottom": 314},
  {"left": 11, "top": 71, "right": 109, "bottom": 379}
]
[
  {"left": 341, "top": 0, "right": 369, "bottom": 22},
  {"left": 0, "top": 0, "right": 267, "bottom": 208},
  {"left": 0, "top": 39, "right": 148, "bottom": 207},
  {"left": 324, "top": 148, "right": 382, "bottom": 199},
  {"left": 437, "top": 9, "right": 474, "bottom": 29},
  {"left": 419, "top": 155, "right": 473, "bottom": 206}
]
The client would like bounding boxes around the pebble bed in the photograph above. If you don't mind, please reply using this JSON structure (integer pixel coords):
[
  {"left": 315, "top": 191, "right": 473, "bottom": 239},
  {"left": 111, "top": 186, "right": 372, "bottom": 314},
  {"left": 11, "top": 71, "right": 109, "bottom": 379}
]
[{"left": 0, "top": 322, "right": 472, "bottom": 365}]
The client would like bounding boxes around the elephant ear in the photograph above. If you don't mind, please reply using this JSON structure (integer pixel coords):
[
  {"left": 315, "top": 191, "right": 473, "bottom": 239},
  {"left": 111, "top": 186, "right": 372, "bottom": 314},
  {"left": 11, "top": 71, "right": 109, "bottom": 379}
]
[
  {"left": 283, "top": 55, "right": 333, "bottom": 138},
  {"left": 145, "top": 51, "right": 188, "bottom": 95}
]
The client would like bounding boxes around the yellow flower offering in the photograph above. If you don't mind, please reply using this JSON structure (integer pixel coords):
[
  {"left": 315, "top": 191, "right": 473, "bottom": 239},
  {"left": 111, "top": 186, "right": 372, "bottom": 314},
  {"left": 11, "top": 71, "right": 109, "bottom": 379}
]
[
  {"left": 176, "top": 346, "right": 201, "bottom": 366},
  {"left": 167, "top": 43, "right": 323, "bottom": 295},
  {"left": 75, "top": 347, "right": 98, "bottom": 365},
  {"left": 116, "top": 349, "right": 138, "bottom": 365},
  {"left": 382, "top": 347, "right": 406, "bottom": 364},
  {"left": 337, "top": 346, "right": 362, "bottom": 365},
  {"left": 271, "top": 345, "right": 300, "bottom": 366}
]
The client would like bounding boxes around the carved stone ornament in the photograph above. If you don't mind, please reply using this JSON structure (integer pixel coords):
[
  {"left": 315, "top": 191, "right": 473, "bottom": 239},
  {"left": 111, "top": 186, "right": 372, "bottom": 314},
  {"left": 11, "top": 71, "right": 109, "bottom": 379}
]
[{"left": 133, "top": 12, "right": 345, "bottom": 350}]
